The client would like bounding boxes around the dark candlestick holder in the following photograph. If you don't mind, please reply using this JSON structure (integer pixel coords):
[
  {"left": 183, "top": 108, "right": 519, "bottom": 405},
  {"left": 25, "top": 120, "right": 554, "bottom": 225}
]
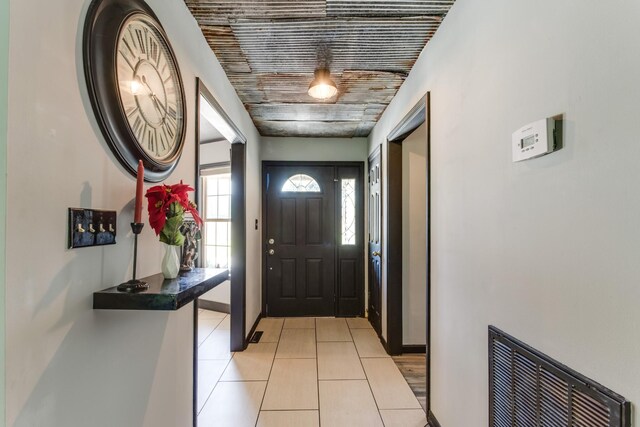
[{"left": 117, "top": 223, "right": 149, "bottom": 293}]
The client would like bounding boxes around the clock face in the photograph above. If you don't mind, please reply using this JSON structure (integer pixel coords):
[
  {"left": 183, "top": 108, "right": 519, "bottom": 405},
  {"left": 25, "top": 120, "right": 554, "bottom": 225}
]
[
  {"left": 116, "top": 14, "right": 184, "bottom": 163},
  {"left": 83, "top": 0, "right": 187, "bottom": 182}
]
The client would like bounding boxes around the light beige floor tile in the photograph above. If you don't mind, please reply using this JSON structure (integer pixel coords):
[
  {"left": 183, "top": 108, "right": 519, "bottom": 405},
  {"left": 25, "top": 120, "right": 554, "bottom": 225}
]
[
  {"left": 379, "top": 409, "right": 428, "bottom": 427},
  {"left": 199, "top": 330, "right": 233, "bottom": 360},
  {"left": 216, "top": 315, "right": 231, "bottom": 330},
  {"left": 319, "top": 380, "right": 384, "bottom": 427},
  {"left": 197, "top": 360, "right": 230, "bottom": 413},
  {"left": 199, "top": 309, "right": 227, "bottom": 319},
  {"left": 351, "top": 328, "right": 389, "bottom": 358},
  {"left": 198, "top": 381, "right": 267, "bottom": 427},
  {"left": 361, "top": 358, "right": 422, "bottom": 409},
  {"left": 284, "top": 317, "right": 316, "bottom": 329},
  {"left": 261, "top": 359, "right": 318, "bottom": 410},
  {"left": 257, "top": 318, "right": 284, "bottom": 342},
  {"left": 346, "top": 317, "right": 373, "bottom": 329},
  {"left": 316, "top": 318, "right": 352, "bottom": 342},
  {"left": 317, "top": 342, "right": 366, "bottom": 380},
  {"left": 220, "top": 342, "right": 277, "bottom": 381},
  {"left": 257, "top": 411, "right": 319, "bottom": 427},
  {"left": 276, "top": 329, "right": 316, "bottom": 359},
  {"left": 198, "top": 318, "right": 224, "bottom": 346}
]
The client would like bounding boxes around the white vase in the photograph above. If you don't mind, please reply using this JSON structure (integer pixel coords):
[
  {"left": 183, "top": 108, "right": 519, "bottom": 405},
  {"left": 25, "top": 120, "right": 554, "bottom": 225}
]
[{"left": 161, "top": 243, "right": 181, "bottom": 279}]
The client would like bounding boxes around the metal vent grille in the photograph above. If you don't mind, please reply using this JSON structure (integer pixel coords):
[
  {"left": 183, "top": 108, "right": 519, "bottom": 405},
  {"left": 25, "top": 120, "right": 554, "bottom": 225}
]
[{"left": 489, "top": 327, "right": 630, "bottom": 427}]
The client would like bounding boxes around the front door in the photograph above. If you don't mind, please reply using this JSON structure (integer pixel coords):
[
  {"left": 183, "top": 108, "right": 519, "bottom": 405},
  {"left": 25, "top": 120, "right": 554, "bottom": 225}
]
[
  {"left": 264, "top": 163, "right": 365, "bottom": 317},
  {"left": 265, "top": 165, "right": 336, "bottom": 316},
  {"left": 368, "top": 149, "right": 382, "bottom": 334}
]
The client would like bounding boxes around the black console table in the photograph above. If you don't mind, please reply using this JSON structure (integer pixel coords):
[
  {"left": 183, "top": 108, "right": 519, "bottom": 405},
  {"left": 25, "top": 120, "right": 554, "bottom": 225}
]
[{"left": 93, "top": 268, "right": 229, "bottom": 311}]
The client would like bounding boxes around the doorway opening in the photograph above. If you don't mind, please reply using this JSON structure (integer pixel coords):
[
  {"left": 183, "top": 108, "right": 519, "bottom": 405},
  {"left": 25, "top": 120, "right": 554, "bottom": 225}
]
[
  {"left": 371, "top": 93, "right": 431, "bottom": 415},
  {"left": 261, "top": 161, "right": 365, "bottom": 318},
  {"left": 193, "top": 78, "right": 247, "bottom": 425}
]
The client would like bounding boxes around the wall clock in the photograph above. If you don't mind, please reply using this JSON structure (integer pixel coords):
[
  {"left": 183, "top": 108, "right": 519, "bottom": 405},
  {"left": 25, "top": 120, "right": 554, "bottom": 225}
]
[{"left": 83, "top": 0, "right": 187, "bottom": 182}]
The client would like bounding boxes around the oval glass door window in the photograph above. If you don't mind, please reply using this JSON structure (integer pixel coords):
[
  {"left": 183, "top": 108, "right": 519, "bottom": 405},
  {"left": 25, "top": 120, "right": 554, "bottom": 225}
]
[{"left": 281, "top": 174, "right": 321, "bottom": 192}]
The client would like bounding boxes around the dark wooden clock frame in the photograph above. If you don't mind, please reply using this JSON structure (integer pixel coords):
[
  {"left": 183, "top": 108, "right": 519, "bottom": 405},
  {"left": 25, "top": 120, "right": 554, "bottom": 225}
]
[{"left": 83, "top": 0, "right": 187, "bottom": 182}]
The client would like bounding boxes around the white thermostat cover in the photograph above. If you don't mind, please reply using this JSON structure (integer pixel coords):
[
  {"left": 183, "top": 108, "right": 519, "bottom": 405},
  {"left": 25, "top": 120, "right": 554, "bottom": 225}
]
[{"left": 512, "top": 118, "right": 556, "bottom": 162}]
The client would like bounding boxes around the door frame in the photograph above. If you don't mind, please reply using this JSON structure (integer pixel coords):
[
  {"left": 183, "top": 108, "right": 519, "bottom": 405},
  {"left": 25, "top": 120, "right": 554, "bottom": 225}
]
[
  {"left": 194, "top": 78, "right": 247, "bottom": 425},
  {"left": 383, "top": 93, "right": 431, "bottom": 413},
  {"left": 261, "top": 161, "right": 365, "bottom": 317}
]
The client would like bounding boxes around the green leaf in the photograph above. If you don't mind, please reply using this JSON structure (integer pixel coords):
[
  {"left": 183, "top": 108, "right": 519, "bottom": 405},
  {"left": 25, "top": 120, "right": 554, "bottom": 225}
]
[{"left": 160, "top": 211, "right": 185, "bottom": 246}]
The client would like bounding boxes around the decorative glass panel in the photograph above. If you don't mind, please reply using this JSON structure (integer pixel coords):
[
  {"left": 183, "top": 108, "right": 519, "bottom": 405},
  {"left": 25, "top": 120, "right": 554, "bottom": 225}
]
[
  {"left": 341, "top": 178, "right": 356, "bottom": 245},
  {"left": 282, "top": 174, "right": 321, "bottom": 192}
]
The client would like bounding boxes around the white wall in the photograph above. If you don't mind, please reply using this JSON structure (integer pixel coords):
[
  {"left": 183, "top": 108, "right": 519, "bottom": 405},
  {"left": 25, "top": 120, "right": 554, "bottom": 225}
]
[
  {"left": 6, "top": 0, "right": 261, "bottom": 426},
  {"left": 199, "top": 140, "right": 230, "bottom": 165},
  {"left": 261, "top": 136, "right": 367, "bottom": 161},
  {"left": 201, "top": 280, "right": 230, "bottom": 307},
  {"left": 402, "top": 123, "right": 427, "bottom": 346},
  {"left": 369, "top": 0, "right": 640, "bottom": 424}
]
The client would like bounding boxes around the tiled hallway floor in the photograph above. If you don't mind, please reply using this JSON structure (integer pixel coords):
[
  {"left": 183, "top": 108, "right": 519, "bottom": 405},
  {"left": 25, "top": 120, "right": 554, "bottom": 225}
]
[{"left": 197, "top": 310, "right": 427, "bottom": 427}]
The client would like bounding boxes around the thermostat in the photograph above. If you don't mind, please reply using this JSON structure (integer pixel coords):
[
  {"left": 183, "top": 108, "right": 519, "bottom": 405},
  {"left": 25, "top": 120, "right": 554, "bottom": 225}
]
[{"left": 512, "top": 117, "right": 561, "bottom": 162}]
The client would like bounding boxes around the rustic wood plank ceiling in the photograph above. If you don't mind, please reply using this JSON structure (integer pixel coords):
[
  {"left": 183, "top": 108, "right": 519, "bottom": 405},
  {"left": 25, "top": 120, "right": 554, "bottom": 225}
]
[{"left": 185, "top": 0, "right": 456, "bottom": 137}]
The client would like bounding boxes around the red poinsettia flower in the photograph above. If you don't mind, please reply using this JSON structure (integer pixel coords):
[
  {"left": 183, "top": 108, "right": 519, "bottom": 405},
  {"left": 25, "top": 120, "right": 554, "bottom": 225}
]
[
  {"left": 185, "top": 200, "right": 203, "bottom": 226},
  {"left": 145, "top": 181, "right": 203, "bottom": 242}
]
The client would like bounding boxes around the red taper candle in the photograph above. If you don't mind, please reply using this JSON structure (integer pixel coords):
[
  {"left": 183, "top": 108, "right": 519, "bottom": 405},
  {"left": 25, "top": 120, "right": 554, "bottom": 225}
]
[{"left": 134, "top": 160, "right": 144, "bottom": 223}]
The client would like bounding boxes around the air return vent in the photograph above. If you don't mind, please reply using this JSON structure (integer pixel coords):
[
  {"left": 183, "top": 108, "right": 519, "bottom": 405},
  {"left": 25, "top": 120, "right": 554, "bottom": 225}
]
[{"left": 489, "top": 326, "right": 630, "bottom": 427}]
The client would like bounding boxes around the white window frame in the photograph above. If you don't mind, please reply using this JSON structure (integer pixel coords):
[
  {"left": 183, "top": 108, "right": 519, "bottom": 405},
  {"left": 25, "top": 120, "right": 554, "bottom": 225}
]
[{"left": 200, "top": 166, "right": 231, "bottom": 269}]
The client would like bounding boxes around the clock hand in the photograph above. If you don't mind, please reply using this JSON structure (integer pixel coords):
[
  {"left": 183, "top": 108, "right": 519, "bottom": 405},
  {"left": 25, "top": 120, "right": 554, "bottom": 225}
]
[
  {"left": 150, "top": 93, "right": 168, "bottom": 115},
  {"left": 140, "top": 75, "right": 154, "bottom": 94},
  {"left": 140, "top": 75, "right": 168, "bottom": 115}
]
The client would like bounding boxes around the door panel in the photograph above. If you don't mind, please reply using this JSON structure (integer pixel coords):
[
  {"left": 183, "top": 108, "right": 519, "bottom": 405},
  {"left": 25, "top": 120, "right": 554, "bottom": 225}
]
[
  {"left": 335, "top": 165, "right": 365, "bottom": 316},
  {"left": 368, "top": 149, "right": 382, "bottom": 334},
  {"left": 265, "top": 165, "right": 335, "bottom": 316}
]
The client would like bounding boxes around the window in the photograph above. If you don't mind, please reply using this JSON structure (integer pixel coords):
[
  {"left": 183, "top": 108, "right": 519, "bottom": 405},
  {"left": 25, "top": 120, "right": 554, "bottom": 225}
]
[
  {"left": 281, "top": 174, "right": 321, "bottom": 192},
  {"left": 202, "top": 170, "right": 231, "bottom": 269},
  {"left": 341, "top": 178, "right": 356, "bottom": 245}
]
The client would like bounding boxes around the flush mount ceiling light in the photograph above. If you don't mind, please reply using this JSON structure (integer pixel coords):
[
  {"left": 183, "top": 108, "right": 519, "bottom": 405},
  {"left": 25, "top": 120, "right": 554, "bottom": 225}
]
[{"left": 308, "top": 68, "right": 338, "bottom": 100}]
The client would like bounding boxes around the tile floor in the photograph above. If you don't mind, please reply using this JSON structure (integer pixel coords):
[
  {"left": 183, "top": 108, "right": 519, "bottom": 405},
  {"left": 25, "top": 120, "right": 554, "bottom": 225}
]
[{"left": 197, "top": 309, "right": 427, "bottom": 427}]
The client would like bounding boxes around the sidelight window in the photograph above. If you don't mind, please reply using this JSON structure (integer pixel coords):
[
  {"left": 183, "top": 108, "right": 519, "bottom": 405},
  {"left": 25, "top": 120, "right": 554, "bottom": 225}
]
[
  {"left": 281, "top": 174, "right": 321, "bottom": 192},
  {"left": 341, "top": 178, "right": 356, "bottom": 245}
]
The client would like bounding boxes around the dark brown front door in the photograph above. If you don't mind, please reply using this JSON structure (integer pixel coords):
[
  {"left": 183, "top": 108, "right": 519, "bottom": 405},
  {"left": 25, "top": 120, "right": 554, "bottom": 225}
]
[
  {"left": 264, "top": 163, "right": 365, "bottom": 317},
  {"left": 265, "top": 165, "right": 336, "bottom": 316},
  {"left": 368, "top": 149, "right": 382, "bottom": 333}
]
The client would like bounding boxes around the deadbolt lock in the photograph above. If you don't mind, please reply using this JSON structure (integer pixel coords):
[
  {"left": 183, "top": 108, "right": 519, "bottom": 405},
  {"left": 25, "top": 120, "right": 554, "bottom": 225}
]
[{"left": 268, "top": 238, "right": 275, "bottom": 245}]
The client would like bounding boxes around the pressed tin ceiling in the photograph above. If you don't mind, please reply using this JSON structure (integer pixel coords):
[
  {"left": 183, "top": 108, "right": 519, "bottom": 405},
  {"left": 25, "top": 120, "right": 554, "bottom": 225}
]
[{"left": 185, "top": 0, "right": 456, "bottom": 137}]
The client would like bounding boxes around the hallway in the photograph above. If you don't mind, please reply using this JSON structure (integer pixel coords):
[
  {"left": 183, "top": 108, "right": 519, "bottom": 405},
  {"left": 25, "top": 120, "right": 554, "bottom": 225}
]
[{"left": 197, "top": 309, "right": 427, "bottom": 427}]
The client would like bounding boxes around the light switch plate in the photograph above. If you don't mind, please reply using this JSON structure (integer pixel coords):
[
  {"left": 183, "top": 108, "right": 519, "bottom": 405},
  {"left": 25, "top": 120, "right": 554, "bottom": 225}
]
[{"left": 68, "top": 208, "right": 117, "bottom": 249}]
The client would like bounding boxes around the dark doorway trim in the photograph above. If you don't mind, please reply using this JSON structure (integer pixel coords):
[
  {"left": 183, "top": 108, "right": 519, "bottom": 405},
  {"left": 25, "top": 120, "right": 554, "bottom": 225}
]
[
  {"left": 230, "top": 142, "right": 246, "bottom": 351},
  {"left": 261, "top": 161, "right": 365, "bottom": 318},
  {"left": 384, "top": 94, "right": 430, "bottom": 410},
  {"left": 386, "top": 140, "right": 403, "bottom": 355}
]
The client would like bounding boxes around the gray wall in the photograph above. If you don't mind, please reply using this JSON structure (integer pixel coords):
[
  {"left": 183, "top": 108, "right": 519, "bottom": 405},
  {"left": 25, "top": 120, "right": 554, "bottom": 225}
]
[
  {"left": 200, "top": 140, "right": 231, "bottom": 165},
  {"left": 369, "top": 0, "right": 640, "bottom": 424},
  {"left": 6, "top": 0, "right": 261, "bottom": 425},
  {"left": 402, "top": 123, "right": 427, "bottom": 346},
  {"left": 261, "top": 136, "right": 367, "bottom": 161},
  {"left": 0, "top": 0, "right": 7, "bottom": 424}
]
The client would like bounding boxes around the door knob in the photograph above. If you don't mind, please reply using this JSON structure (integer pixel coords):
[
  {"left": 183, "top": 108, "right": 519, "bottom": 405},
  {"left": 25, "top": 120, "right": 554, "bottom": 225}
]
[
  {"left": 372, "top": 251, "right": 381, "bottom": 257},
  {"left": 268, "top": 249, "right": 275, "bottom": 255}
]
